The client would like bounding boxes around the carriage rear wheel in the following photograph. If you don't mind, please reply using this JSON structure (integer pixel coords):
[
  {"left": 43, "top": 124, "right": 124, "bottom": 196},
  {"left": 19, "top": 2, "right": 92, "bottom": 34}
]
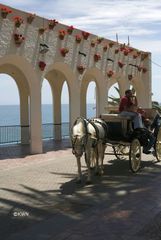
[
  {"left": 155, "top": 126, "right": 161, "bottom": 161},
  {"left": 113, "top": 145, "right": 129, "bottom": 160},
  {"left": 129, "top": 138, "right": 141, "bottom": 173}
]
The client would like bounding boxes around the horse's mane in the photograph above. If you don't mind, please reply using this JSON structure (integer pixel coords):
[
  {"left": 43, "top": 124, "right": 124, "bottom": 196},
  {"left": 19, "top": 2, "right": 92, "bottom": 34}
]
[{"left": 71, "top": 117, "right": 88, "bottom": 137}]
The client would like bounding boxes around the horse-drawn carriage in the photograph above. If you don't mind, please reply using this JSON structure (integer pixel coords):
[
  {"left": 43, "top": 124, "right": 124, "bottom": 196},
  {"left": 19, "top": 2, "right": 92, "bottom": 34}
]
[
  {"left": 100, "top": 113, "right": 161, "bottom": 173},
  {"left": 71, "top": 110, "right": 161, "bottom": 183}
]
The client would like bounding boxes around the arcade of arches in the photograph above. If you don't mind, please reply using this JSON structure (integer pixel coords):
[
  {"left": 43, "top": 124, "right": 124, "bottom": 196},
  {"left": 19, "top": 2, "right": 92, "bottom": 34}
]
[{"left": 0, "top": 4, "right": 152, "bottom": 154}]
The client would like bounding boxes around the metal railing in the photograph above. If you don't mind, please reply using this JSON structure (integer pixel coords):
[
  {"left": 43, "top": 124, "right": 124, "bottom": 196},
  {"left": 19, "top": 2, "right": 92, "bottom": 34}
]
[{"left": 0, "top": 122, "right": 70, "bottom": 145}]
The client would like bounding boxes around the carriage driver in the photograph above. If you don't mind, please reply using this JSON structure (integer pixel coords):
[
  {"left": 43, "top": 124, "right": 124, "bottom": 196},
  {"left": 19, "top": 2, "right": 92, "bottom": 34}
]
[
  {"left": 119, "top": 89, "right": 155, "bottom": 154},
  {"left": 119, "top": 89, "right": 143, "bottom": 129}
]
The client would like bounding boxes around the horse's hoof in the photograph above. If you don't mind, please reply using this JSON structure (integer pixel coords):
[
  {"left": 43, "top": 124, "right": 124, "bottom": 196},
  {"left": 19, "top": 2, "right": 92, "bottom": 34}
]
[{"left": 76, "top": 179, "right": 82, "bottom": 184}]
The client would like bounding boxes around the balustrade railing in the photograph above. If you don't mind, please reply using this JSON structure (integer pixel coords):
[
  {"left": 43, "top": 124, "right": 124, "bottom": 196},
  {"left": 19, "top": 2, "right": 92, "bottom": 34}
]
[{"left": 0, "top": 122, "right": 69, "bottom": 144}]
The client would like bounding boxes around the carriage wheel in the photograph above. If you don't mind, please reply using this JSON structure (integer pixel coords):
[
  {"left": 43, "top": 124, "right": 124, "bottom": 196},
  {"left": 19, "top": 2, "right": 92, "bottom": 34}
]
[
  {"left": 129, "top": 138, "right": 141, "bottom": 173},
  {"left": 155, "top": 126, "right": 161, "bottom": 161},
  {"left": 113, "top": 145, "right": 129, "bottom": 160}
]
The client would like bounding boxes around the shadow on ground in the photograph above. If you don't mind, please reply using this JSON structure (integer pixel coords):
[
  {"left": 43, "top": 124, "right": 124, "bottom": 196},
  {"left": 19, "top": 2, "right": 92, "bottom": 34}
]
[{"left": 1, "top": 156, "right": 161, "bottom": 239}]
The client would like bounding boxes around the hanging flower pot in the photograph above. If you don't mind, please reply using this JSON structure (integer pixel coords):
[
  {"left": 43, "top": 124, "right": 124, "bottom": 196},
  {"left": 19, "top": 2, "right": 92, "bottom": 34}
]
[
  {"left": 48, "top": 19, "right": 58, "bottom": 30},
  {"left": 128, "top": 47, "right": 133, "bottom": 53},
  {"left": 141, "top": 53, "right": 148, "bottom": 61},
  {"left": 67, "top": 25, "right": 74, "bottom": 34},
  {"left": 94, "top": 53, "right": 101, "bottom": 62},
  {"left": 39, "top": 61, "right": 46, "bottom": 71},
  {"left": 109, "top": 42, "right": 114, "bottom": 48},
  {"left": 14, "top": 16, "right": 23, "bottom": 28},
  {"left": 128, "top": 74, "right": 133, "bottom": 80},
  {"left": 142, "top": 67, "right": 147, "bottom": 73},
  {"left": 75, "top": 34, "right": 82, "bottom": 43},
  {"left": 137, "top": 66, "right": 142, "bottom": 72},
  {"left": 103, "top": 45, "right": 108, "bottom": 52},
  {"left": 115, "top": 49, "right": 119, "bottom": 54},
  {"left": 58, "top": 29, "right": 66, "bottom": 40},
  {"left": 119, "top": 44, "right": 126, "bottom": 51},
  {"left": 97, "top": 37, "right": 104, "bottom": 44},
  {"left": 1, "top": 7, "right": 12, "bottom": 19},
  {"left": 27, "top": 13, "right": 36, "bottom": 24},
  {"left": 38, "top": 27, "right": 46, "bottom": 35},
  {"left": 82, "top": 31, "right": 90, "bottom": 40},
  {"left": 107, "top": 70, "right": 114, "bottom": 78},
  {"left": 77, "top": 65, "right": 85, "bottom": 74},
  {"left": 118, "top": 61, "right": 125, "bottom": 68},
  {"left": 60, "top": 47, "right": 69, "bottom": 57},
  {"left": 91, "top": 40, "right": 96, "bottom": 47},
  {"left": 14, "top": 33, "right": 25, "bottom": 46},
  {"left": 137, "top": 51, "right": 141, "bottom": 56},
  {"left": 123, "top": 48, "right": 129, "bottom": 56},
  {"left": 133, "top": 54, "right": 138, "bottom": 59}
]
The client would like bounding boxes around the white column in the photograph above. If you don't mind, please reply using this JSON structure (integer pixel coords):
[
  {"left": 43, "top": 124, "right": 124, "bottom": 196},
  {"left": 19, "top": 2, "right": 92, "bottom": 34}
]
[
  {"left": 20, "top": 93, "right": 30, "bottom": 144},
  {"left": 54, "top": 90, "right": 62, "bottom": 140},
  {"left": 30, "top": 84, "right": 42, "bottom": 154}
]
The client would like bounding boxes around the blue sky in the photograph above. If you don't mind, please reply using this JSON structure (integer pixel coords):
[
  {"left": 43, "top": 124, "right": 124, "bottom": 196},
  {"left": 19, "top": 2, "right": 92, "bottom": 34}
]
[{"left": 0, "top": 0, "right": 161, "bottom": 104}]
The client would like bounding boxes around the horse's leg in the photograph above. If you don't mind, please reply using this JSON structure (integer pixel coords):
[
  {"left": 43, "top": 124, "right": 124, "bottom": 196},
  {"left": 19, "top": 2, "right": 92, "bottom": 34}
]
[
  {"left": 94, "top": 145, "right": 99, "bottom": 175},
  {"left": 76, "top": 156, "right": 82, "bottom": 183},
  {"left": 85, "top": 148, "right": 92, "bottom": 184},
  {"left": 100, "top": 143, "right": 106, "bottom": 175},
  {"left": 96, "top": 142, "right": 105, "bottom": 176},
  {"left": 90, "top": 147, "right": 96, "bottom": 169}
]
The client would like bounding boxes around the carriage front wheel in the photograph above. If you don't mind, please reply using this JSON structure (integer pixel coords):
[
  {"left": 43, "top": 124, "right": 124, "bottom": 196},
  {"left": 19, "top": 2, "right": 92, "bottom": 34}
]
[
  {"left": 155, "top": 126, "right": 161, "bottom": 161},
  {"left": 129, "top": 138, "right": 141, "bottom": 173}
]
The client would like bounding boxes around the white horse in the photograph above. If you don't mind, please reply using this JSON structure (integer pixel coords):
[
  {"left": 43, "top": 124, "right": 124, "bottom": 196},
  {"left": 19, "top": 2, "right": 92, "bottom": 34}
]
[{"left": 71, "top": 117, "right": 107, "bottom": 184}]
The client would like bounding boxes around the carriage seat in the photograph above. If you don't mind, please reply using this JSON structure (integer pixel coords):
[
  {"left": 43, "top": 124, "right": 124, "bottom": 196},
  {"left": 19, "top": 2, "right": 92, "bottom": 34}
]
[
  {"left": 100, "top": 113, "right": 133, "bottom": 141},
  {"left": 100, "top": 114, "right": 132, "bottom": 121}
]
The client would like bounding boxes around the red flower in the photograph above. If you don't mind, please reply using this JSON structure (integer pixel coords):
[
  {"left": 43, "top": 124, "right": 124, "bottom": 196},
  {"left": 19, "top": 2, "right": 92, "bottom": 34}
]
[
  {"left": 82, "top": 31, "right": 90, "bottom": 40},
  {"left": 119, "top": 44, "right": 126, "bottom": 51},
  {"left": 94, "top": 53, "right": 101, "bottom": 61},
  {"left": 60, "top": 48, "right": 69, "bottom": 57},
  {"left": 1, "top": 6, "right": 12, "bottom": 19},
  {"left": 39, "top": 61, "right": 46, "bottom": 71},
  {"left": 13, "top": 16, "right": 23, "bottom": 27},
  {"left": 107, "top": 70, "right": 114, "bottom": 77},
  {"left": 1, "top": 6, "right": 12, "bottom": 14},
  {"left": 77, "top": 65, "right": 85, "bottom": 73},
  {"left": 48, "top": 19, "right": 58, "bottom": 29},
  {"left": 123, "top": 48, "right": 130, "bottom": 56},
  {"left": 75, "top": 34, "right": 82, "bottom": 43},
  {"left": 118, "top": 61, "right": 125, "bottom": 68},
  {"left": 59, "top": 29, "right": 66, "bottom": 39},
  {"left": 27, "top": 13, "right": 36, "bottom": 24},
  {"left": 14, "top": 33, "right": 25, "bottom": 46},
  {"left": 67, "top": 25, "right": 74, "bottom": 34}
]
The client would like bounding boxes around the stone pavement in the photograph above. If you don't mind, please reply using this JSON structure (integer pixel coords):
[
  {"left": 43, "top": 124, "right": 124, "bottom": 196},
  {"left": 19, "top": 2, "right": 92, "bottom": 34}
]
[{"left": 1, "top": 140, "right": 161, "bottom": 240}]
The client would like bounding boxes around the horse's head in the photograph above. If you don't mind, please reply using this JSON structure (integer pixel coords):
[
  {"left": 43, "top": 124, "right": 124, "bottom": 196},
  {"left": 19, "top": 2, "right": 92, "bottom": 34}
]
[{"left": 71, "top": 117, "right": 87, "bottom": 157}]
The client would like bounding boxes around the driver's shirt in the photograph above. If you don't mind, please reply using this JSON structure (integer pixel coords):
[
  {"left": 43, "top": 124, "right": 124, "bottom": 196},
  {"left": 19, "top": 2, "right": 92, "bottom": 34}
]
[{"left": 119, "top": 96, "right": 133, "bottom": 112}]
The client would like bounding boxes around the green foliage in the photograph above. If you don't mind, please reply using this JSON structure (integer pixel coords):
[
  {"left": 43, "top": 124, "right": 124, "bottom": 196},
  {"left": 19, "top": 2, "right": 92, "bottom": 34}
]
[
  {"left": 108, "top": 86, "right": 120, "bottom": 105},
  {"left": 152, "top": 101, "right": 161, "bottom": 113}
]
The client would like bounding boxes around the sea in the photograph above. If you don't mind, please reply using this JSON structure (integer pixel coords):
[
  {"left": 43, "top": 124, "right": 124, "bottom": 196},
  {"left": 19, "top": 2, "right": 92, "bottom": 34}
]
[{"left": 0, "top": 104, "right": 96, "bottom": 126}]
